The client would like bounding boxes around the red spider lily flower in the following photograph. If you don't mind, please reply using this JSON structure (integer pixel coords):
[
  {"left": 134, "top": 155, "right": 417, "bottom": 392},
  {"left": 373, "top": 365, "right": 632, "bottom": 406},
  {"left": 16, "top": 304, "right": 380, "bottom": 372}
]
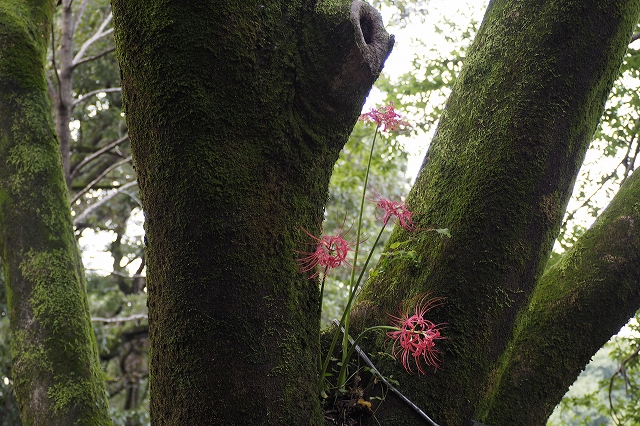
[
  {"left": 374, "top": 196, "right": 416, "bottom": 231},
  {"left": 296, "top": 227, "right": 352, "bottom": 279},
  {"left": 359, "top": 102, "right": 408, "bottom": 132},
  {"left": 387, "top": 295, "right": 446, "bottom": 374}
]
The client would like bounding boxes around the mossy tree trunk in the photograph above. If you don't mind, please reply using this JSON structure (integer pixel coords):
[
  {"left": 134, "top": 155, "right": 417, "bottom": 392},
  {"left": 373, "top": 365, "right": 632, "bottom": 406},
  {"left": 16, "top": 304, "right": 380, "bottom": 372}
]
[
  {"left": 111, "top": 1, "right": 393, "bottom": 424},
  {"left": 352, "top": 0, "right": 640, "bottom": 425},
  {"left": 0, "top": 1, "right": 111, "bottom": 425}
]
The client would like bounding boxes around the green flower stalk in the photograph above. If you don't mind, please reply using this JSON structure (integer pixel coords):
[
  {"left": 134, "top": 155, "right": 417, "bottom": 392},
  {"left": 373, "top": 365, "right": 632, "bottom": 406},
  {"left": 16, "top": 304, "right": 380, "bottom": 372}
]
[{"left": 297, "top": 103, "right": 421, "bottom": 394}]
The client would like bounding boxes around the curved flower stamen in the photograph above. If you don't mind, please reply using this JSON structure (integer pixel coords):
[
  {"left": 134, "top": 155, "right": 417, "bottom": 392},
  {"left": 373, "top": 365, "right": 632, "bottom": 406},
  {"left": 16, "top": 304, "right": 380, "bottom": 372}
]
[
  {"left": 386, "top": 295, "right": 446, "bottom": 374},
  {"left": 359, "top": 102, "right": 409, "bottom": 132},
  {"left": 373, "top": 196, "right": 416, "bottom": 231},
  {"left": 296, "top": 227, "right": 352, "bottom": 279}
]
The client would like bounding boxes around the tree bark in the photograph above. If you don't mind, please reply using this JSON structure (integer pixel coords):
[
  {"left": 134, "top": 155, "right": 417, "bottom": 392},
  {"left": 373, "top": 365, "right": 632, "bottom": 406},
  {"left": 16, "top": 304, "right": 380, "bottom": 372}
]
[
  {"left": 111, "top": 0, "right": 393, "bottom": 424},
  {"left": 353, "top": 0, "right": 640, "bottom": 424},
  {"left": 53, "top": 0, "right": 75, "bottom": 189},
  {"left": 0, "top": 1, "right": 111, "bottom": 424},
  {"left": 480, "top": 164, "right": 640, "bottom": 424}
]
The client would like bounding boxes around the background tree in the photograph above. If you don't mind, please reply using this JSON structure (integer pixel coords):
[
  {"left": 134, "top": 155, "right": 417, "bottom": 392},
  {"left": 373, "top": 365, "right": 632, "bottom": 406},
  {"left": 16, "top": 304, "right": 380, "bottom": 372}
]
[
  {"left": 48, "top": 1, "right": 148, "bottom": 423},
  {"left": 2, "top": 0, "right": 147, "bottom": 424}
]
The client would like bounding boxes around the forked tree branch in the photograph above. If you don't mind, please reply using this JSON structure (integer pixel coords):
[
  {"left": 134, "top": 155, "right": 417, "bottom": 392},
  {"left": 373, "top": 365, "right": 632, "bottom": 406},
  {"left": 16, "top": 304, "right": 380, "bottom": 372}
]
[
  {"left": 73, "top": 46, "right": 115, "bottom": 68},
  {"left": 72, "top": 87, "right": 121, "bottom": 109},
  {"left": 70, "top": 133, "right": 128, "bottom": 179},
  {"left": 72, "top": 11, "right": 113, "bottom": 68},
  {"left": 73, "top": 180, "right": 137, "bottom": 226},
  {"left": 70, "top": 156, "right": 132, "bottom": 204}
]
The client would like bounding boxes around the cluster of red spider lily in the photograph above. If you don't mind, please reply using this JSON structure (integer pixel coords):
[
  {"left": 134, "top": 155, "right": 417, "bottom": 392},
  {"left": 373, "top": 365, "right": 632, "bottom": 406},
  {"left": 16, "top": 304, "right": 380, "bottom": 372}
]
[
  {"left": 297, "top": 227, "right": 352, "bottom": 279},
  {"left": 387, "top": 296, "right": 446, "bottom": 374},
  {"left": 359, "top": 102, "right": 408, "bottom": 132},
  {"left": 297, "top": 103, "right": 445, "bottom": 379},
  {"left": 296, "top": 195, "right": 414, "bottom": 276},
  {"left": 375, "top": 197, "right": 415, "bottom": 231}
]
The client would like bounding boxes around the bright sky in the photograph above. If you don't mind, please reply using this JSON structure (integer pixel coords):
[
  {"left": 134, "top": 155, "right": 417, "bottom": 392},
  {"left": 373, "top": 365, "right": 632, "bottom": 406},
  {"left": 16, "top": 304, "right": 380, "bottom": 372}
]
[{"left": 369, "top": 1, "right": 487, "bottom": 180}]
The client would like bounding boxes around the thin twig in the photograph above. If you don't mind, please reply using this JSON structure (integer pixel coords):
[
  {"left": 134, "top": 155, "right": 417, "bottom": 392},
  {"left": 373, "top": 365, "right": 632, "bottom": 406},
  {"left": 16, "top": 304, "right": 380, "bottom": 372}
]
[
  {"left": 561, "top": 164, "right": 622, "bottom": 229},
  {"left": 70, "top": 133, "right": 128, "bottom": 179},
  {"left": 73, "top": 46, "right": 116, "bottom": 68},
  {"left": 621, "top": 118, "right": 640, "bottom": 184},
  {"left": 73, "top": 180, "right": 137, "bottom": 225},
  {"left": 72, "top": 87, "right": 121, "bottom": 108},
  {"left": 92, "top": 314, "right": 147, "bottom": 323},
  {"left": 50, "top": 23, "right": 63, "bottom": 106},
  {"left": 70, "top": 156, "right": 132, "bottom": 204},
  {"left": 332, "top": 319, "right": 440, "bottom": 426},
  {"left": 609, "top": 344, "right": 640, "bottom": 425}
]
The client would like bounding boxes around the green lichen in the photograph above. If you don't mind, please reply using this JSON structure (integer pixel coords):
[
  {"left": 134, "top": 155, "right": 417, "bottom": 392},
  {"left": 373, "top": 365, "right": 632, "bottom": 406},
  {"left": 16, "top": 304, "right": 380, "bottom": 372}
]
[{"left": 314, "top": 0, "right": 350, "bottom": 17}]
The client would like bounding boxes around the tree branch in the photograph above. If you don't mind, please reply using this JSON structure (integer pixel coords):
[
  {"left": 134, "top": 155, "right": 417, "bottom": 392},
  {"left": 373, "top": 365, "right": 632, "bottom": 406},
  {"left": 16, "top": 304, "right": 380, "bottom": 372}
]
[
  {"left": 72, "top": 87, "right": 121, "bottom": 109},
  {"left": 72, "top": 11, "right": 113, "bottom": 68},
  {"left": 73, "top": 180, "right": 137, "bottom": 226},
  {"left": 69, "top": 133, "right": 128, "bottom": 180},
  {"left": 485, "top": 166, "right": 640, "bottom": 423},
  {"left": 92, "top": 314, "right": 147, "bottom": 323},
  {"left": 70, "top": 156, "right": 132, "bottom": 204},
  {"left": 110, "top": 270, "right": 145, "bottom": 279},
  {"left": 72, "top": 45, "right": 115, "bottom": 68}
]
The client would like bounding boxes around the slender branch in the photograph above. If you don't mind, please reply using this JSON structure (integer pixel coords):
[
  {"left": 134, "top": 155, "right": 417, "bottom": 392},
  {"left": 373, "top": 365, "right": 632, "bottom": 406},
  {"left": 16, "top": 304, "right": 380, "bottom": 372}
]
[
  {"left": 72, "top": 87, "right": 121, "bottom": 109},
  {"left": 70, "top": 156, "right": 132, "bottom": 204},
  {"left": 621, "top": 118, "right": 640, "bottom": 184},
  {"left": 561, "top": 163, "right": 622, "bottom": 229},
  {"left": 50, "top": 23, "right": 63, "bottom": 106},
  {"left": 563, "top": 118, "right": 640, "bottom": 228},
  {"left": 92, "top": 314, "right": 147, "bottom": 323},
  {"left": 332, "top": 319, "right": 440, "bottom": 426},
  {"left": 609, "top": 344, "right": 640, "bottom": 426},
  {"left": 72, "top": 45, "right": 115, "bottom": 68},
  {"left": 72, "top": 11, "right": 113, "bottom": 68},
  {"left": 73, "top": 0, "right": 91, "bottom": 29},
  {"left": 121, "top": 189, "right": 143, "bottom": 208},
  {"left": 70, "top": 133, "right": 129, "bottom": 180},
  {"left": 73, "top": 180, "right": 137, "bottom": 225}
]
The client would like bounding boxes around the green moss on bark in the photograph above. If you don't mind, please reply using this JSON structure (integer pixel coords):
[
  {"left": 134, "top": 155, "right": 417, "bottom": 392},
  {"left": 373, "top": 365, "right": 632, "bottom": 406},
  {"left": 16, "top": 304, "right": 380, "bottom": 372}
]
[
  {"left": 0, "top": 1, "right": 111, "bottom": 424},
  {"left": 112, "top": 0, "right": 391, "bottom": 424},
  {"left": 355, "top": 0, "right": 640, "bottom": 424},
  {"left": 480, "top": 167, "right": 640, "bottom": 424}
]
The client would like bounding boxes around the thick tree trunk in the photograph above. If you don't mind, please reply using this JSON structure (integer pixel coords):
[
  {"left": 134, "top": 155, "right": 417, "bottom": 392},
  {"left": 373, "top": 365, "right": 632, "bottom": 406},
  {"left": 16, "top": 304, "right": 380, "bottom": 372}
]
[
  {"left": 481, "top": 165, "right": 640, "bottom": 424},
  {"left": 111, "top": 1, "right": 392, "bottom": 424},
  {"left": 353, "top": 0, "right": 640, "bottom": 424},
  {"left": 0, "top": 1, "right": 111, "bottom": 425}
]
